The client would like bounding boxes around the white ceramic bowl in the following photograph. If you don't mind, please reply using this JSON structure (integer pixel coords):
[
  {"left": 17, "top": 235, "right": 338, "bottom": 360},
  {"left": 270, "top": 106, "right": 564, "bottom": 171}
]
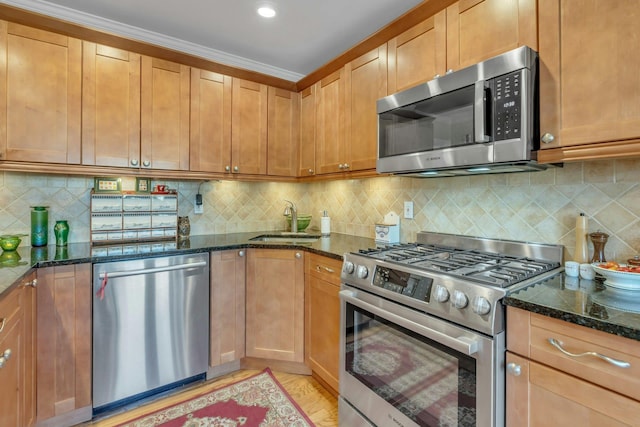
[{"left": 591, "top": 263, "right": 640, "bottom": 291}]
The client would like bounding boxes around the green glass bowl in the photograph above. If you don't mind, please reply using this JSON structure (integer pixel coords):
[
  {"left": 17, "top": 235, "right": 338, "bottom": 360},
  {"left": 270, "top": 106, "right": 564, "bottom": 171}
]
[
  {"left": 0, "top": 235, "right": 22, "bottom": 252},
  {"left": 285, "top": 214, "right": 312, "bottom": 232}
]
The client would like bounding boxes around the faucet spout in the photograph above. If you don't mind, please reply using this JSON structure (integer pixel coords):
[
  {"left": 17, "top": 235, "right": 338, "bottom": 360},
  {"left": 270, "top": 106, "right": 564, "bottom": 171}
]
[{"left": 283, "top": 200, "right": 298, "bottom": 233}]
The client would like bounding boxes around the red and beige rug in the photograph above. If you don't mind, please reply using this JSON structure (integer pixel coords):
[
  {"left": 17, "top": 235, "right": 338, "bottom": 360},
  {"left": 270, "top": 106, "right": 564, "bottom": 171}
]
[{"left": 116, "top": 368, "right": 316, "bottom": 427}]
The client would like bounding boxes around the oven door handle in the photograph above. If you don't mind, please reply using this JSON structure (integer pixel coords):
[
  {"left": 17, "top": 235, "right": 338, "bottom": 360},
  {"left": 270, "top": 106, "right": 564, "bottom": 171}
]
[{"left": 340, "top": 290, "right": 479, "bottom": 356}]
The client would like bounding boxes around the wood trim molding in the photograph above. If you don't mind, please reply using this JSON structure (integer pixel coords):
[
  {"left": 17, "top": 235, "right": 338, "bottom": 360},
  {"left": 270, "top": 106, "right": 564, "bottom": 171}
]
[{"left": 537, "top": 139, "right": 640, "bottom": 164}]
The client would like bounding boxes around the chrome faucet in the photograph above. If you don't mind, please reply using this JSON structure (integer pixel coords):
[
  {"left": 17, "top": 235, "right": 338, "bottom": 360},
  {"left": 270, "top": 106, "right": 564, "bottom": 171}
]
[{"left": 283, "top": 200, "right": 298, "bottom": 233}]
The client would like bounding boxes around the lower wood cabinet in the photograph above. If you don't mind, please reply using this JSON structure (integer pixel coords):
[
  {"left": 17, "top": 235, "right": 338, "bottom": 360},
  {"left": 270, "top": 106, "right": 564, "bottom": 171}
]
[
  {"left": 210, "top": 250, "right": 246, "bottom": 366},
  {"left": 36, "top": 264, "right": 92, "bottom": 426},
  {"left": 0, "top": 271, "right": 36, "bottom": 427},
  {"left": 506, "top": 306, "right": 640, "bottom": 426},
  {"left": 245, "top": 248, "right": 304, "bottom": 363},
  {"left": 305, "top": 253, "right": 341, "bottom": 395}
]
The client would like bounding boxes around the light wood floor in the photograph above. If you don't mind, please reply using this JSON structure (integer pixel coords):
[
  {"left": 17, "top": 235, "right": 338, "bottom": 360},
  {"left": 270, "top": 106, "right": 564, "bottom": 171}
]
[{"left": 81, "top": 369, "right": 338, "bottom": 426}]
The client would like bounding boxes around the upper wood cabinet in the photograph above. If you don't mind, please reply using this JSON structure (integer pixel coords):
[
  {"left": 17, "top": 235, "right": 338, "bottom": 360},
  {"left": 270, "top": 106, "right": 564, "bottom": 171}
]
[
  {"left": 141, "top": 56, "right": 190, "bottom": 171},
  {"left": 315, "top": 69, "right": 346, "bottom": 174},
  {"left": 344, "top": 45, "right": 387, "bottom": 172},
  {"left": 299, "top": 86, "right": 316, "bottom": 177},
  {"left": 446, "top": 0, "right": 537, "bottom": 71},
  {"left": 267, "top": 87, "right": 300, "bottom": 177},
  {"left": 231, "top": 78, "right": 268, "bottom": 175},
  {"left": 387, "top": 10, "right": 447, "bottom": 94},
  {"left": 190, "top": 68, "right": 232, "bottom": 174},
  {"left": 0, "top": 22, "right": 81, "bottom": 164},
  {"left": 537, "top": 0, "right": 640, "bottom": 163},
  {"left": 82, "top": 42, "right": 141, "bottom": 168}
]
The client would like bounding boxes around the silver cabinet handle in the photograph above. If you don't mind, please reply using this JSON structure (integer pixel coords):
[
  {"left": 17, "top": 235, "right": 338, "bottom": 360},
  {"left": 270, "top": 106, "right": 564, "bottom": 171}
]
[
  {"left": 98, "top": 261, "right": 207, "bottom": 280},
  {"left": 0, "top": 318, "right": 5, "bottom": 333},
  {"left": 142, "top": 160, "right": 151, "bottom": 167},
  {"left": 22, "top": 279, "right": 37, "bottom": 288},
  {"left": 233, "top": 166, "right": 239, "bottom": 172},
  {"left": 238, "top": 250, "right": 245, "bottom": 257},
  {"left": 316, "top": 265, "right": 335, "bottom": 273},
  {"left": 0, "top": 349, "right": 11, "bottom": 368},
  {"left": 131, "top": 159, "right": 139, "bottom": 166},
  {"left": 295, "top": 252, "right": 302, "bottom": 259},
  {"left": 506, "top": 362, "right": 521, "bottom": 376},
  {"left": 308, "top": 168, "right": 314, "bottom": 175},
  {"left": 541, "top": 133, "right": 555, "bottom": 144},
  {"left": 548, "top": 338, "right": 631, "bottom": 369},
  {"left": 225, "top": 165, "right": 231, "bottom": 172}
]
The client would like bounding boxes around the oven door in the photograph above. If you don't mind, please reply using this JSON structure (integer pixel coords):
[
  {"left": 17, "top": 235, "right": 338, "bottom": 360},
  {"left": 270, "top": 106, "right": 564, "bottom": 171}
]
[{"left": 339, "top": 285, "right": 504, "bottom": 427}]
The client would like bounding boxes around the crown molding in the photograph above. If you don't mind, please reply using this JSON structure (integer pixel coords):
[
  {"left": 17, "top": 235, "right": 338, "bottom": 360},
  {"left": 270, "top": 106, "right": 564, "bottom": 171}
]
[{"left": 1, "top": 0, "right": 305, "bottom": 82}]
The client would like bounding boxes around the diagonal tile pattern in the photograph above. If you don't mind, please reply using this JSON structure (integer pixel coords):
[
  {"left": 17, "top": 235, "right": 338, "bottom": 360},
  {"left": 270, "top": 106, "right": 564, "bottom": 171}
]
[{"left": 0, "top": 158, "right": 638, "bottom": 262}]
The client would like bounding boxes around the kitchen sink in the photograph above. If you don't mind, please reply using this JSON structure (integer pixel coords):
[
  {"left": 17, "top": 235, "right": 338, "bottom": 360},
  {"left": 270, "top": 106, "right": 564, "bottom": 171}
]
[{"left": 249, "top": 233, "right": 320, "bottom": 244}]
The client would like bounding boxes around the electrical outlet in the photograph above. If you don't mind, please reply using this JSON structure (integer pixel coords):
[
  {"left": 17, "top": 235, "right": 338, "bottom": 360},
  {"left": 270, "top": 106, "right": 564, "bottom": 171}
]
[
  {"left": 194, "top": 201, "right": 203, "bottom": 214},
  {"left": 404, "top": 201, "right": 414, "bottom": 219}
]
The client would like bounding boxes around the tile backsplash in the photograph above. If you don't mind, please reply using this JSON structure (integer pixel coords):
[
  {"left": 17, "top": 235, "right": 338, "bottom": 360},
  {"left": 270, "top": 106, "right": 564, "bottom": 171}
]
[{"left": 1, "top": 158, "right": 639, "bottom": 262}]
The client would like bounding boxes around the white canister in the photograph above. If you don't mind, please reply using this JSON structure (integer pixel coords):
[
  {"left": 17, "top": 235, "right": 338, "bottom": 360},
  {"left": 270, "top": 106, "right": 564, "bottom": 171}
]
[{"left": 320, "top": 211, "right": 331, "bottom": 237}]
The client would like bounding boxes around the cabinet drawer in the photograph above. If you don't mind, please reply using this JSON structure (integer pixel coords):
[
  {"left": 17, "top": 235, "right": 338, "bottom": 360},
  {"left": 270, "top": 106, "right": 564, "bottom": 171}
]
[
  {"left": 528, "top": 311, "right": 640, "bottom": 402},
  {"left": 307, "top": 253, "right": 342, "bottom": 285}
]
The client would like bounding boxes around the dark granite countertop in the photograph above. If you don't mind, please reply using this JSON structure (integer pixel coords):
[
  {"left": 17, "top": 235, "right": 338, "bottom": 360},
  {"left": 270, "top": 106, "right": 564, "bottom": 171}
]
[
  {"left": 504, "top": 272, "right": 640, "bottom": 342},
  {"left": 0, "top": 232, "right": 376, "bottom": 298}
]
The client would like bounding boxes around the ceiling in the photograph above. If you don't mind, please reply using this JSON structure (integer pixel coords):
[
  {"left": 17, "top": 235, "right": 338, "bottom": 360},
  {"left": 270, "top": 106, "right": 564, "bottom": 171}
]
[{"left": 3, "top": 0, "right": 425, "bottom": 81}]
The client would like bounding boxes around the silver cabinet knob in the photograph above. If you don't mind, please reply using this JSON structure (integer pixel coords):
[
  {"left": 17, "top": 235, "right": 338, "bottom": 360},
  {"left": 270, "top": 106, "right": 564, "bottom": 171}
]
[
  {"left": 507, "top": 362, "right": 521, "bottom": 376},
  {"left": 225, "top": 165, "right": 231, "bottom": 172},
  {"left": 0, "top": 349, "right": 11, "bottom": 369},
  {"left": 142, "top": 160, "right": 151, "bottom": 167},
  {"left": 22, "top": 279, "right": 37, "bottom": 288},
  {"left": 130, "top": 159, "right": 139, "bottom": 166},
  {"left": 446, "top": 69, "right": 454, "bottom": 74},
  {"left": 343, "top": 163, "right": 350, "bottom": 169},
  {"left": 434, "top": 74, "right": 441, "bottom": 79},
  {"left": 338, "top": 164, "right": 344, "bottom": 170},
  {"left": 233, "top": 166, "right": 239, "bottom": 172},
  {"left": 308, "top": 168, "right": 314, "bottom": 175},
  {"left": 238, "top": 250, "right": 245, "bottom": 257},
  {"left": 541, "top": 133, "right": 555, "bottom": 144},
  {"left": 295, "top": 252, "right": 302, "bottom": 259}
]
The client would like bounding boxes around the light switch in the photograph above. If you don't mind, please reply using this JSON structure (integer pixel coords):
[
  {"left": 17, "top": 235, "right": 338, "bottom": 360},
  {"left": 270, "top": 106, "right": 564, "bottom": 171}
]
[{"left": 404, "top": 201, "right": 414, "bottom": 219}]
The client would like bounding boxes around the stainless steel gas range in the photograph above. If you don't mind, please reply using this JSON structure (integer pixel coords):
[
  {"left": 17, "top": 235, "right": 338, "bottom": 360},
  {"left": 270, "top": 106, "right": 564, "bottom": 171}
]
[{"left": 338, "top": 232, "right": 563, "bottom": 427}]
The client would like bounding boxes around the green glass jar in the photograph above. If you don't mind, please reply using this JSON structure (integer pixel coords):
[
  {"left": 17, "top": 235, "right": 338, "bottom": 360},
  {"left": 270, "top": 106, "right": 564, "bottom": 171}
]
[
  {"left": 31, "top": 207, "right": 48, "bottom": 247},
  {"left": 54, "top": 220, "right": 69, "bottom": 246}
]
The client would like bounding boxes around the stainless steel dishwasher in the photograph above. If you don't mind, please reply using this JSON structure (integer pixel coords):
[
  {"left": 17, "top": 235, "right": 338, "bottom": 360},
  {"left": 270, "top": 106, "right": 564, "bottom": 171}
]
[{"left": 92, "top": 253, "right": 209, "bottom": 413}]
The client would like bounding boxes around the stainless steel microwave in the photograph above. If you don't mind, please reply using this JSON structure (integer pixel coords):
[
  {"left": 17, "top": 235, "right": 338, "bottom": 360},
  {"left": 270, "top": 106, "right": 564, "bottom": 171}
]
[{"left": 377, "top": 46, "right": 544, "bottom": 177}]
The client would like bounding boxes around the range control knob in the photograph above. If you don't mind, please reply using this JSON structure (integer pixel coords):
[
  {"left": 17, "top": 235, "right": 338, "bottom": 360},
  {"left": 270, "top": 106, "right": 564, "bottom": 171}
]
[
  {"left": 433, "top": 285, "right": 450, "bottom": 303},
  {"left": 356, "top": 265, "right": 369, "bottom": 279},
  {"left": 472, "top": 296, "right": 492, "bottom": 315},
  {"left": 343, "top": 261, "right": 355, "bottom": 275},
  {"left": 451, "top": 290, "right": 469, "bottom": 309}
]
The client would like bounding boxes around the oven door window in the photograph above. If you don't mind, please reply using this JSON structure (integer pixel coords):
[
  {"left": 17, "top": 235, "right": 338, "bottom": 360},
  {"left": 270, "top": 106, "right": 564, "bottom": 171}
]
[{"left": 344, "top": 302, "right": 477, "bottom": 426}]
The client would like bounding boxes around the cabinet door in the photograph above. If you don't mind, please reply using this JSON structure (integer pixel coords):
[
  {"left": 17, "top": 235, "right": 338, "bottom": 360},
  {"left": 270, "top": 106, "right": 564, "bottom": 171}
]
[
  {"left": 141, "top": 56, "right": 190, "bottom": 170},
  {"left": 0, "top": 21, "right": 81, "bottom": 164},
  {"left": 446, "top": 0, "right": 537, "bottom": 71},
  {"left": 387, "top": 10, "right": 447, "bottom": 94},
  {"left": 506, "top": 352, "right": 639, "bottom": 426},
  {"left": 246, "top": 249, "right": 304, "bottom": 362},
  {"left": 82, "top": 42, "right": 141, "bottom": 168},
  {"left": 36, "top": 264, "right": 91, "bottom": 423},
  {"left": 0, "top": 286, "right": 22, "bottom": 427},
  {"left": 231, "top": 78, "right": 268, "bottom": 175},
  {"left": 538, "top": 0, "right": 640, "bottom": 161},
  {"left": 345, "top": 46, "right": 387, "bottom": 172},
  {"left": 190, "top": 68, "right": 232, "bottom": 173},
  {"left": 210, "top": 250, "right": 246, "bottom": 366},
  {"left": 299, "top": 85, "right": 316, "bottom": 177},
  {"left": 305, "top": 254, "right": 342, "bottom": 394},
  {"left": 315, "top": 69, "right": 345, "bottom": 174},
  {"left": 267, "top": 87, "right": 299, "bottom": 177}
]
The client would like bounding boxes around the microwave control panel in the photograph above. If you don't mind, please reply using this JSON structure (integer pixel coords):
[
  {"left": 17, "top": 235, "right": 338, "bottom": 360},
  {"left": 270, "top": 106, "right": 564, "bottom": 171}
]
[{"left": 494, "top": 70, "right": 522, "bottom": 141}]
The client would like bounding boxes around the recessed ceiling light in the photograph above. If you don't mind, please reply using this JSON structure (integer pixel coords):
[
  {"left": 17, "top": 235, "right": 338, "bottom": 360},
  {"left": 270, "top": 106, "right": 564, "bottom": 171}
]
[{"left": 257, "top": 4, "right": 276, "bottom": 18}]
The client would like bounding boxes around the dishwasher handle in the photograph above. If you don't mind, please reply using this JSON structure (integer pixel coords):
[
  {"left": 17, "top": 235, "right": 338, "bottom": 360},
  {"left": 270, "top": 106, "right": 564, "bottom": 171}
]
[{"left": 97, "top": 260, "right": 207, "bottom": 280}]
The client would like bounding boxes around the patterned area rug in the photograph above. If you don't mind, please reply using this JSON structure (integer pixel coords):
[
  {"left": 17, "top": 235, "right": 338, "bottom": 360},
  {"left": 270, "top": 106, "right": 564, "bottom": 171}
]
[{"left": 116, "top": 368, "right": 316, "bottom": 427}]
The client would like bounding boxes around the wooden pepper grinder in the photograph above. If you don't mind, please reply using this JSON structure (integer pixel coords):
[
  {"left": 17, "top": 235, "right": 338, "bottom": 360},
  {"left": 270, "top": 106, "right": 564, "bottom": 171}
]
[{"left": 589, "top": 231, "right": 609, "bottom": 263}]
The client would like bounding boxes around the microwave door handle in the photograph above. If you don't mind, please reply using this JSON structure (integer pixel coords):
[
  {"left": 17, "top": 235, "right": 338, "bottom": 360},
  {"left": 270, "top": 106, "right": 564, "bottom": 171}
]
[
  {"left": 340, "top": 289, "right": 479, "bottom": 355},
  {"left": 474, "top": 81, "right": 490, "bottom": 142}
]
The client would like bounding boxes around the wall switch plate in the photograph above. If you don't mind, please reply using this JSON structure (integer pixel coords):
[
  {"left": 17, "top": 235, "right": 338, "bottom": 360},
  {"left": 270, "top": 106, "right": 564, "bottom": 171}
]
[
  {"left": 404, "top": 201, "right": 414, "bottom": 219},
  {"left": 194, "top": 201, "right": 203, "bottom": 214}
]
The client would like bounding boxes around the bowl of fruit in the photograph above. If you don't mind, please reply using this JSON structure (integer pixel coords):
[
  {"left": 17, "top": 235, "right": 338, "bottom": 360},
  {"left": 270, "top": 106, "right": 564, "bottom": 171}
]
[{"left": 592, "top": 261, "right": 640, "bottom": 290}]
